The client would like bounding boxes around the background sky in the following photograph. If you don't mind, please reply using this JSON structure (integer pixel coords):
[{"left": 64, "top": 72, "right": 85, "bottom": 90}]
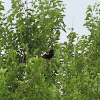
[
  {"left": 2, "top": 0, "right": 99, "bottom": 42},
  {"left": 60, "top": 0, "right": 99, "bottom": 42}
]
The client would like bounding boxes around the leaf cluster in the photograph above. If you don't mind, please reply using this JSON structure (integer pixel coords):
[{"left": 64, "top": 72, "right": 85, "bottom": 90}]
[{"left": 0, "top": 1, "right": 100, "bottom": 100}]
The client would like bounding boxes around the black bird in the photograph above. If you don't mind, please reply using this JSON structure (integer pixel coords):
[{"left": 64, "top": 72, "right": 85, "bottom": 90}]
[{"left": 41, "top": 49, "right": 54, "bottom": 60}]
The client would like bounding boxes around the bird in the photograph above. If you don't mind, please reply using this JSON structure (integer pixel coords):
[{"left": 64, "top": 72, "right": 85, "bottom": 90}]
[{"left": 41, "top": 49, "right": 54, "bottom": 60}]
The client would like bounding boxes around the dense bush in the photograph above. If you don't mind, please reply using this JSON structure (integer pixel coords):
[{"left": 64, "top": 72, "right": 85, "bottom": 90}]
[{"left": 0, "top": 0, "right": 100, "bottom": 99}]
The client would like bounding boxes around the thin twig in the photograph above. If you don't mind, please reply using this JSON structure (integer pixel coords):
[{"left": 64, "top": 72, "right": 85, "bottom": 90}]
[
  {"left": 84, "top": 51, "right": 94, "bottom": 63},
  {"left": 16, "top": 66, "right": 43, "bottom": 100},
  {"left": 81, "top": 51, "right": 94, "bottom": 69}
]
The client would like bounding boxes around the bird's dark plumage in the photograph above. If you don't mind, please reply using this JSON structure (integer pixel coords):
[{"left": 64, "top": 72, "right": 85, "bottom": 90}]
[{"left": 41, "top": 49, "right": 54, "bottom": 60}]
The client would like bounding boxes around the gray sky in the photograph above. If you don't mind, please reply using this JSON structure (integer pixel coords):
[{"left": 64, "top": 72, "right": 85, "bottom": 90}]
[
  {"left": 2, "top": 0, "right": 99, "bottom": 42},
  {"left": 60, "top": 0, "right": 99, "bottom": 42}
]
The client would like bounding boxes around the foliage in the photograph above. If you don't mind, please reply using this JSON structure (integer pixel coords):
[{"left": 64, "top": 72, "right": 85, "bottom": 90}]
[{"left": 0, "top": 0, "right": 100, "bottom": 100}]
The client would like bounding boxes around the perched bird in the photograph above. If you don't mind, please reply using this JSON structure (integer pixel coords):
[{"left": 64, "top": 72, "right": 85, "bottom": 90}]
[{"left": 41, "top": 49, "right": 54, "bottom": 60}]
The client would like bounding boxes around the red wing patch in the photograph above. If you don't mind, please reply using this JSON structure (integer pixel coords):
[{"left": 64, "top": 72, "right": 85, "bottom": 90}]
[{"left": 46, "top": 52, "right": 50, "bottom": 55}]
